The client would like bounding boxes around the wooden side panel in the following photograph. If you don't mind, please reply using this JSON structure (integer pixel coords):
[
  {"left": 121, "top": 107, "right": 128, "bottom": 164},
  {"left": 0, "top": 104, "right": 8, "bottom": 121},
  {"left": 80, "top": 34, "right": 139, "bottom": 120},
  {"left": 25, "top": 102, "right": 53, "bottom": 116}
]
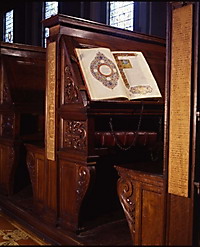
[
  {"left": 0, "top": 142, "right": 16, "bottom": 195},
  {"left": 26, "top": 146, "right": 57, "bottom": 225},
  {"left": 59, "top": 161, "right": 76, "bottom": 215},
  {"left": 59, "top": 159, "right": 93, "bottom": 231},
  {"left": 35, "top": 152, "right": 46, "bottom": 206},
  {"left": 26, "top": 148, "right": 45, "bottom": 211},
  {"left": 116, "top": 166, "right": 165, "bottom": 246},
  {"left": 45, "top": 159, "right": 57, "bottom": 223},
  {"left": 167, "top": 194, "right": 193, "bottom": 246},
  {"left": 141, "top": 185, "right": 164, "bottom": 245}
]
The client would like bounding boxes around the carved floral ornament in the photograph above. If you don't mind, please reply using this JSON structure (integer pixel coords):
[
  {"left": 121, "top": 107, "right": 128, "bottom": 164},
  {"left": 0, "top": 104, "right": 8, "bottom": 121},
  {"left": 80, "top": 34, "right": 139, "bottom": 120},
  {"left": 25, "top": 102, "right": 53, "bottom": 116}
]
[
  {"left": 117, "top": 177, "right": 136, "bottom": 233},
  {"left": 64, "top": 65, "right": 79, "bottom": 104},
  {"left": 76, "top": 165, "right": 90, "bottom": 210},
  {"left": 64, "top": 120, "right": 87, "bottom": 151},
  {"left": 75, "top": 164, "right": 96, "bottom": 214}
]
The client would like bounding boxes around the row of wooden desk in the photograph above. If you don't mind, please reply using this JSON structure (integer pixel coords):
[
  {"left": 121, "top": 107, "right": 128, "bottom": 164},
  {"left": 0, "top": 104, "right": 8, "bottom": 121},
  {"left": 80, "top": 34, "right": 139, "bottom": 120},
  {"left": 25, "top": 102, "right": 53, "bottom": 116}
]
[
  {"left": 0, "top": 7, "right": 197, "bottom": 245},
  {"left": 0, "top": 13, "right": 166, "bottom": 245}
]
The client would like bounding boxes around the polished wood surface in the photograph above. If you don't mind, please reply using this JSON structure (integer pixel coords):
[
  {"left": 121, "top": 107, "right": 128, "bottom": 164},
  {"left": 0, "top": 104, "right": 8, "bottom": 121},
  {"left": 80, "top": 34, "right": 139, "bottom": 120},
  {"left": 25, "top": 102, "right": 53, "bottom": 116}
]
[
  {"left": 41, "top": 13, "right": 166, "bottom": 235},
  {"left": 114, "top": 2, "right": 200, "bottom": 246},
  {"left": 115, "top": 164, "right": 165, "bottom": 245},
  {"left": 0, "top": 5, "right": 199, "bottom": 245},
  {"left": 0, "top": 14, "right": 166, "bottom": 245},
  {"left": 26, "top": 144, "right": 45, "bottom": 214}
]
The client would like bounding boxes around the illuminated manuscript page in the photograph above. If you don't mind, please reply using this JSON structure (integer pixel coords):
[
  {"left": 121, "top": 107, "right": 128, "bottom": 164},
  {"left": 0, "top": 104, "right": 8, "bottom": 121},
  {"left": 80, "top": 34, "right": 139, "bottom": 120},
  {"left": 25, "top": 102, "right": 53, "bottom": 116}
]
[
  {"left": 112, "top": 51, "right": 162, "bottom": 100},
  {"left": 75, "top": 47, "right": 127, "bottom": 100}
]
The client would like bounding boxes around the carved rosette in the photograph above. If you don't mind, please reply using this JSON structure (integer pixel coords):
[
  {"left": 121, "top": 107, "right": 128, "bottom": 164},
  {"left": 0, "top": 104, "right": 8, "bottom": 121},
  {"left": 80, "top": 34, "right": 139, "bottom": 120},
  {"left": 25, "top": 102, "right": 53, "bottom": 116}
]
[
  {"left": 1, "top": 113, "right": 14, "bottom": 137},
  {"left": 117, "top": 177, "right": 136, "bottom": 233},
  {"left": 26, "top": 152, "right": 36, "bottom": 192},
  {"left": 64, "top": 120, "right": 86, "bottom": 151},
  {"left": 64, "top": 65, "right": 79, "bottom": 103}
]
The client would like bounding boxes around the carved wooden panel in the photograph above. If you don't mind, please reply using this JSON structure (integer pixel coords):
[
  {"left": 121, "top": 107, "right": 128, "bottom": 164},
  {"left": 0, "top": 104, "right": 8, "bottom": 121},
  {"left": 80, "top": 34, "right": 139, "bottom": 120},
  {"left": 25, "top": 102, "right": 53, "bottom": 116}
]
[
  {"left": 116, "top": 166, "right": 165, "bottom": 245},
  {"left": 0, "top": 58, "right": 11, "bottom": 104},
  {"left": 26, "top": 146, "right": 46, "bottom": 213},
  {"left": 60, "top": 38, "right": 80, "bottom": 105},
  {"left": 64, "top": 65, "right": 79, "bottom": 104},
  {"left": 0, "top": 113, "right": 14, "bottom": 138},
  {"left": 63, "top": 120, "right": 87, "bottom": 151},
  {"left": 76, "top": 165, "right": 91, "bottom": 211},
  {"left": 117, "top": 177, "right": 135, "bottom": 239},
  {"left": 59, "top": 159, "right": 94, "bottom": 231},
  {"left": 0, "top": 143, "right": 15, "bottom": 195},
  {"left": 0, "top": 69, "right": 12, "bottom": 104}
]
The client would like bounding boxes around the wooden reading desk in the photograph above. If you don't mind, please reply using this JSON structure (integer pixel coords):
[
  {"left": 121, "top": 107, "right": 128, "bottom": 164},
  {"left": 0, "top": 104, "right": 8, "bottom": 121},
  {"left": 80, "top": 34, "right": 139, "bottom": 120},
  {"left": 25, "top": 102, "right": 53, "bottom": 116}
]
[{"left": 0, "top": 14, "right": 166, "bottom": 245}]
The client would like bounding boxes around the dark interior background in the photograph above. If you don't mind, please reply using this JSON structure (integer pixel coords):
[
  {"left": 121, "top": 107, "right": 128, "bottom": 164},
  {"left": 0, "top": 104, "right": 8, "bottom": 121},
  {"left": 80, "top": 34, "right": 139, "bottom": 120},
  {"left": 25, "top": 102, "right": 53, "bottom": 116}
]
[{"left": 0, "top": 1, "right": 167, "bottom": 47}]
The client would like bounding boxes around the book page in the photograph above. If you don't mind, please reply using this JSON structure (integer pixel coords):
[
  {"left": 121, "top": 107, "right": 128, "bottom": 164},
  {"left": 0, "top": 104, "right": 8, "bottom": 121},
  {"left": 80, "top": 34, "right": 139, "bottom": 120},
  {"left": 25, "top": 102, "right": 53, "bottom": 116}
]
[
  {"left": 112, "top": 51, "right": 162, "bottom": 100},
  {"left": 75, "top": 48, "right": 128, "bottom": 100}
]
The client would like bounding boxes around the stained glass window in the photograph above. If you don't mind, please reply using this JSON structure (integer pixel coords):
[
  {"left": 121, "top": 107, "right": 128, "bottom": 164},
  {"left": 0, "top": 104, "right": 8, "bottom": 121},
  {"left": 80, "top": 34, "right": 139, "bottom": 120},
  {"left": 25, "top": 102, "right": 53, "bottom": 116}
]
[
  {"left": 44, "top": 1, "right": 58, "bottom": 47},
  {"left": 109, "top": 1, "right": 134, "bottom": 31},
  {"left": 4, "top": 10, "right": 14, "bottom": 43}
]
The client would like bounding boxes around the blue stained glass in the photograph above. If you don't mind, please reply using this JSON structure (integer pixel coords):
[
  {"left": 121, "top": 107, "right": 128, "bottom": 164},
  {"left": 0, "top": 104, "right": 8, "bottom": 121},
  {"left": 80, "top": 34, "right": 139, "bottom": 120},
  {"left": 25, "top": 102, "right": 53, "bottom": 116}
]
[
  {"left": 45, "top": 1, "right": 58, "bottom": 19},
  {"left": 44, "top": 1, "right": 58, "bottom": 47},
  {"left": 109, "top": 1, "right": 134, "bottom": 31},
  {"left": 4, "top": 10, "right": 14, "bottom": 43}
]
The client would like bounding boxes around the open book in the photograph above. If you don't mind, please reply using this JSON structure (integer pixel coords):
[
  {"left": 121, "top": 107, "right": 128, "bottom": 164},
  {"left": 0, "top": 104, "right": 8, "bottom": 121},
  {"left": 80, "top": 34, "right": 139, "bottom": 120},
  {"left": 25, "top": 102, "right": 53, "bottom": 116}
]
[{"left": 75, "top": 47, "right": 162, "bottom": 101}]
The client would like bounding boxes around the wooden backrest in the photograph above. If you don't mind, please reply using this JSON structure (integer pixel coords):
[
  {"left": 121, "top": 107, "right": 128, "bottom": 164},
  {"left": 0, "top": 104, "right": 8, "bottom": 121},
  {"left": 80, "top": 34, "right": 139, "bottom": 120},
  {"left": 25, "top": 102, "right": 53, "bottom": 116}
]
[{"left": 0, "top": 42, "right": 45, "bottom": 107}]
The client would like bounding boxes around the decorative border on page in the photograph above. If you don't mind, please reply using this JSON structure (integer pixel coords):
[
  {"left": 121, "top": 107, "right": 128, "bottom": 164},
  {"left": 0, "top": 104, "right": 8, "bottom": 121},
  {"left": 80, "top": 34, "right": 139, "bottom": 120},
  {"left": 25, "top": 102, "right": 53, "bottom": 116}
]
[
  {"left": 90, "top": 52, "right": 119, "bottom": 89},
  {"left": 113, "top": 53, "right": 135, "bottom": 89},
  {"left": 113, "top": 53, "right": 153, "bottom": 96},
  {"left": 130, "top": 85, "right": 153, "bottom": 95}
]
